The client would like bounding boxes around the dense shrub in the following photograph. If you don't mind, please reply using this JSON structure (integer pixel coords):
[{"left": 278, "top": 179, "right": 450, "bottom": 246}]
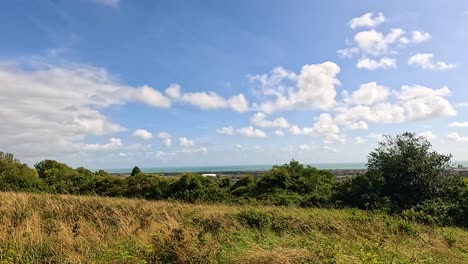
[
  {"left": 94, "top": 175, "right": 127, "bottom": 197},
  {"left": 401, "top": 199, "right": 463, "bottom": 226},
  {"left": 217, "top": 176, "right": 232, "bottom": 189},
  {"left": 254, "top": 167, "right": 291, "bottom": 194},
  {"left": 334, "top": 170, "right": 391, "bottom": 210},
  {"left": 230, "top": 175, "right": 255, "bottom": 197},
  {"left": 257, "top": 190, "right": 303, "bottom": 206},
  {"left": 170, "top": 174, "right": 228, "bottom": 202},
  {"left": 288, "top": 161, "right": 335, "bottom": 197},
  {"left": 34, "top": 160, "right": 81, "bottom": 193},
  {"left": 126, "top": 174, "right": 173, "bottom": 200},
  {"left": 237, "top": 209, "right": 272, "bottom": 230},
  {"left": 460, "top": 179, "right": 468, "bottom": 227},
  {"left": 0, "top": 152, "right": 45, "bottom": 192},
  {"left": 253, "top": 160, "right": 336, "bottom": 207}
]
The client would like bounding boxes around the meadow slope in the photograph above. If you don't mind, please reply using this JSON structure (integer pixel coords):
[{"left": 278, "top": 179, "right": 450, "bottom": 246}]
[{"left": 0, "top": 191, "right": 467, "bottom": 263}]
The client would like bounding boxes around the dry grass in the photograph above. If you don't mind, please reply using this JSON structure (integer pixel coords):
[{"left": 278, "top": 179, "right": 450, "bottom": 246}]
[{"left": 0, "top": 191, "right": 467, "bottom": 263}]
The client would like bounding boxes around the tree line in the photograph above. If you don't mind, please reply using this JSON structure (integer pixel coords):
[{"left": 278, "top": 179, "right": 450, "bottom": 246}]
[{"left": 1, "top": 132, "right": 467, "bottom": 226}]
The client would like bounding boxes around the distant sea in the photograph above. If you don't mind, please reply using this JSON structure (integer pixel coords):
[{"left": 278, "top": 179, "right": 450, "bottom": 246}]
[
  {"left": 107, "top": 163, "right": 367, "bottom": 174},
  {"left": 105, "top": 160, "right": 468, "bottom": 174}
]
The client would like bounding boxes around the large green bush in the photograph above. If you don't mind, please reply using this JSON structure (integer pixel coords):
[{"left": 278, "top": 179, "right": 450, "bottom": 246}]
[
  {"left": 170, "top": 173, "right": 228, "bottom": 202},
  {"left": 0, "top": 152, "right": 45, "bottom": 192},
  {"left": 253, "top": 160, "right": 336, "bottom": 206},
  {"left": 334, "top": 170, "right": 391, "bottom": 210},
  {"left": 401, "top": 199, "right": 463, "bottom": 226},
  {"left": 367, "top": 132, "right": 461, "bottom": 209}
]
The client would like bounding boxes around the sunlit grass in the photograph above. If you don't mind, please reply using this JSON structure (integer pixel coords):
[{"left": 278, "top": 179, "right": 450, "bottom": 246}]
[{"left": 0, "top": 191, "right": 467, "bottom": 263}]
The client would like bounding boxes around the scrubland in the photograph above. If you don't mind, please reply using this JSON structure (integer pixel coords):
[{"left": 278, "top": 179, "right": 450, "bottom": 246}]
[{"left": 0, "top": 191, "right": 467, "bottom": 264}]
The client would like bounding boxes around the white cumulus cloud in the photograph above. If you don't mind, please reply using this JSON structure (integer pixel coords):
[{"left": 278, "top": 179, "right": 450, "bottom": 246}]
[
  {"left": 411, "top": 31, "right": 432, "bottom": 43},
  {"left": 250, "top": 112, "right": 290, "bottom": 128},
  {"left": 165, "top": 84, "right": 249, "bottom": 112},
  {"left": 248, "top": 66, "right": 297, "bottom": 97},
  {"left": 228, "top": 94, "right": 249, "bottom": 112},
  {"left": 348, "top": 12, "right": 386, "bottom": 29},
  {"left": 335, "top": 84, "right": 455, "bottom": 129},
  {"left": 157, "top": 132, "right": 172, "bottom": 147},
  {"left": 339, "top": 28, "right": 430, "bottom": 59},
  {"left": 134, "top": 85, "right": 171, "bottom": 108},
  {"left": 0, "top": 61, "right": 172, "bottom": 161},
  {"left": 287, "top": 125, "right": 302, "bottom": 135},
  {"left": 216, "top": 126, "right": 234, "bottom": 135},
  {"left": 236, "top": 126, "right": 267, "bottom": 138},
  {"left": 256, "top": 62, "right": 341, "bottom": 113},
  {"left": 287, "top": 114, "right": 345, "bottom": 143},
  {"left": 345, "top": 82, "right": 390, "bottom": 105},
  {"left": 398, "top": 85, "right": 456, "bottom": 121},
  {"left": 353, "top": 28, "right": 405, "bottom": 56},
  {"left": 356, "top": 57, "right": 396, "bottom": 70},
  {"left": 178, "top": 137, "right": 195, "bottom": 147},
  {"left": 408, "top": 53, "right": 455, "bottom": 70},
  {"left": 84, "top": 138, "right": 123, "bottom": 151},
  {"left": 132, "top": 129, "right": 153, "bottom": 140},
  {"left": 306, "top": 114, "right": 345, "bottom": 143}
]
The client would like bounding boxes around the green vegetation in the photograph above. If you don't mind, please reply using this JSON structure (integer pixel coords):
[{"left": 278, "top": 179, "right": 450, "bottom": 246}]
[
  {"left": 368, "top": 133, "right": 460, "bottom": 209},
  {"left": 0, "top": 152, "right": 45, "bottom": 192},
  {"left": 0, "top": 191, "right": 467, "bottom": 263}
]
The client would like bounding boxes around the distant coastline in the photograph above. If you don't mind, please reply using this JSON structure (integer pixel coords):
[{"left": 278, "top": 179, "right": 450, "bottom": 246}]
[
  {"left": 106, "top": 163, "right": 367, "bottom": 174},
  {"left": 107, "top": 161, "right": 468, "bottom": 178}
]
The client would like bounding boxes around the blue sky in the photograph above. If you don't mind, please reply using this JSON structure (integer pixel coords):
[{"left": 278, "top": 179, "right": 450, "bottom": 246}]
[{"left": 1, "top": 0, "right": 468, "bottom": 169}]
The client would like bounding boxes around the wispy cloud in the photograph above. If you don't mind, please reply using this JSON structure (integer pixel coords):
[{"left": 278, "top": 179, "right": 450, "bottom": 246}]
[
  {"left": 94, "top": 0, "right": 120, "bottom": 8},
  {"left": 455, "top": 102, "right": 468, "bottom": 108}
]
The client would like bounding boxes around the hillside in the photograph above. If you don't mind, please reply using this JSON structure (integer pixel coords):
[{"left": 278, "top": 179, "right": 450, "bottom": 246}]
[{"left": 0, "top": 192, "right": 467, "bottom": 263}]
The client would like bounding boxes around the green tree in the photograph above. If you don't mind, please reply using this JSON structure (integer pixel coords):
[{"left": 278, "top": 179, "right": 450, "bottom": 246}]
[
  {"left": 0, "top": 152, "right": 45, "bottom": 192},
  {"left": 131, "top": 166, "right": 142, "bottom": 176},
  {"left": 34, "top": 160, "right": 99, "bottom": 194},
  {"left": 368, "top": 132, "right": 460, "bottom": 209},
  {"left": 35, "top": 160, "right": 77, "bottom": 192}
]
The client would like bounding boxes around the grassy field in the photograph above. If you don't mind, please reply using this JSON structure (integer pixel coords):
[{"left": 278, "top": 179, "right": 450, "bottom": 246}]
[{"left": 0, "top": 192, "right": 467, "bottom": 263}]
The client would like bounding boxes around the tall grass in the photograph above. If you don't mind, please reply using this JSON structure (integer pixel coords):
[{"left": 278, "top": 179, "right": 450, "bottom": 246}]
[{"left": 0, "top": 191, "right": 467, "bottom": 263}]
